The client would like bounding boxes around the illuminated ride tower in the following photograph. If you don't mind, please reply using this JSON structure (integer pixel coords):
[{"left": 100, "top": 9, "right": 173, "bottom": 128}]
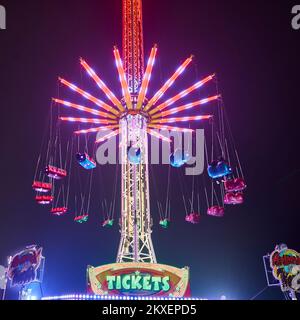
[
  {"left": 54, "top": 0, "right": 218, "bottom": 297},
  {"left": 87, "top": 0, "right": 193, "bottom": 297},
  {"left": 117, "top": 0, "right": 156, "bottom": 264}
]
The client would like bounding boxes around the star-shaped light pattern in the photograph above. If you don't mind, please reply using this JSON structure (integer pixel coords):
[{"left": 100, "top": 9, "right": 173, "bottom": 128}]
[{"left": 54, "top": 46, "right": 220, "bottom": 144}]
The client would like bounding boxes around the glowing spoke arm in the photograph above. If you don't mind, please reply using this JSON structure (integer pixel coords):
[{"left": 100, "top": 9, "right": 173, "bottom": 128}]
[
  {"left": 113, "top": 47, "right": 133, "bottom": 110},
  {"left": 151, "top": 95, "right": 220, "bottom": 119},
  {"left": 136, "top": 45, "right": 157, "bottom": 110},
  {"left": 148, "top": 124, "right": 194, "bottom": 133},
  {"left": 80, "top": 58, "right": 124, "bottom": 112},
  {"left": 74, "top": 125, "right": 119, "bottom": 135},
  {"left": 58, "top": 77, "right": 119, "bottom": 116},
  {"left": 149, "top": 74, "right": 215, "bottom": 116},
  {"left": 151, "top": 115, "right": 212, "bottom": 124},
  {"left": 53, "top": 98, "right": 117, "bottom": 119},
  {"left": 95, "top": 129, "right": 120, "bottom": 144},
  {"left": 59, "top": 117, "right": 117, "bottom": 124},
  {"left": 144, "top": 55, "right": 193, "bottom": 112},
  {"left": 147, "top": 129, "right": 172, "bottom": 143}
]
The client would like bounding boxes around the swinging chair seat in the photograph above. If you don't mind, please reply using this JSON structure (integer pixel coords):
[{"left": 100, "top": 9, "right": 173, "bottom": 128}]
[
  {"left": 207, "top": 159, "right": 232, "bottom": 179},
  {"left": 223, "top": 192, "right": 244, "bottom": 205},
  {"left": 170, "top": 155, "right": 185, "bottom": 168},
  {"left": 170, "top": 149, "right": 189, "bottom": 168},
  {"left": 102, "top": 219, "right": 114, "bottom": 227},
  {"left": 32, "top": 181, "right": 52, "bottom": 193},
  {"left": 159, "top": 219, "right": 170, "bottom": 228},
  {"left": 51, "top": 207, "right": 67, "bottom": 216},
  {"left": 35, "top": 195, "right": 54, "bottom": 205},
  {"left": 127, "top": 147, "right": 141, "bottom": 164},
  {"left": 76, "top": 153, "right": 96, "bottom": 170},
  {"left": 45, "top": 165, "right": 67, "bottom": 179},
  {"left": 74, "top": 214, "right": 89, "bottom": 223},
  {"left": 185, "top": 212, "right": 200, "bottom": 224},
  {"left": 207, "top": 206, "right": 225, "bottom": 217},
  {"left": 224, "top": 178, "right": 246, "bottom": 193}
]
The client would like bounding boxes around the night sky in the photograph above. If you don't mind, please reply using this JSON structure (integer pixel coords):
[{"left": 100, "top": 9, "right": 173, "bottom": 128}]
[{"left": 0, "top": 0, "right": 299, "bottom": 300}]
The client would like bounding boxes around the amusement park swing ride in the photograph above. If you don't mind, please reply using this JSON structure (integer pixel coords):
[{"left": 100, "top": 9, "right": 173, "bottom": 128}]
[{"left": 32, "top": 0, "right": 246, "bottom": 298}]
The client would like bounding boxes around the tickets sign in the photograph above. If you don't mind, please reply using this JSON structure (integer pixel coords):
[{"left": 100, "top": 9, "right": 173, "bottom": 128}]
[{"left": 87, "top": 262, "right": 190, "bottom": 297}]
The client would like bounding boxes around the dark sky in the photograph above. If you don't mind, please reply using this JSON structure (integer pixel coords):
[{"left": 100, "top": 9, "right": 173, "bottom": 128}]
[{"left": 0, "top": 0, "right": 299, "bottom": 300}]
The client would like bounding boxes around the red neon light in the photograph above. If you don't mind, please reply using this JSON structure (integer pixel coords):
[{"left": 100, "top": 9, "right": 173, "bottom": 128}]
[
  {"left": 35, "top": 195, "right": 54, "bottom": 205},
  {"left": 144, "top": 55, "right": 194, "bottom": 111},
  {"left": 51, "top": 207, "right": 68, "bottom": 216},
  {"left": 45, "top": 165, "right": 67, "bottom": 179},
  {"left": 136, "top": 45, "right": 157, "bottom": 110},
  {"left": 147, "top": 129, "right": 171, "bottom": 142},
  {"left": 58, "top": 77, "right": 119, "bottom": 116},
  {"left": 148, "top": 124, "right": 194, "bottom": 133},
  {"left": 32, "top": 181, "right": 52, "bottom": 193},
  {"left": 271, "top": 252, "right": 300, "bottom": 266},
  {"left": 113, "top": 47, "right": 133, "bottom": 109},
  {"left": 152, "top": 95, "right": 220, "bottom": 119},
  {"left": 149, "top": 74, "right": 215, "bottom": 116},
  {"left": 74, "top": 125, "right": 119, "bottom": 135},
  {"left": 53, "top": 98, "right": 117, "bottom": 119},
  {"left": 95, "top": 129, "right": 119, "bottom": 144},
  {"left": 59, "top": 117, "right": 117, "bottom": 125},
  {"left": 80, "top": 58, "right": 124, "bottom": 112},
  {"left": 151, "top": 115, "right": 212, "bottom": 124}
]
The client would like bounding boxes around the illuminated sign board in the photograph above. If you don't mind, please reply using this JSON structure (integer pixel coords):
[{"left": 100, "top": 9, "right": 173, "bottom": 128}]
[
  {"left": 87, "top": 262, "right": 190, "bottom": 297},
  {"left": 270, "top": 244, "right": 300, "bottom": 293},
  {"left": 7, "top": 245, "right": 43, "bottom": 287}
]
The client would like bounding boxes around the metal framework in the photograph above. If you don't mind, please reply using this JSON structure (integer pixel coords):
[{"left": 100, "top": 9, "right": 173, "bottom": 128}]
[
  {"left": 122, "top": 0, "right": 144, "bottom": 94},
  {"left": 117, "top": 115, "right": 156, "bottom": 262},
  {"left": 117, "top": 0, "right": 156, "bottom": 263}
]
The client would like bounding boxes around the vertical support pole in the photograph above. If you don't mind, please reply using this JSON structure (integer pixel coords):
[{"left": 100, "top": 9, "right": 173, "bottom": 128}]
[
  {"left": 117, "top": 115, "right": 156, "bottom": 263},
  {"left": 117, "top": 0, "right": 156, "bottom": 264}
]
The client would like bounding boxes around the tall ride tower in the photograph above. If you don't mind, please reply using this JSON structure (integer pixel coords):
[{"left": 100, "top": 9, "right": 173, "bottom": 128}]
[
  {"left": 116, "top": 0, "right": 157, "bottom": 263},
  {"left": 56, "top": 0, "right": 213, "bottom": 297}
]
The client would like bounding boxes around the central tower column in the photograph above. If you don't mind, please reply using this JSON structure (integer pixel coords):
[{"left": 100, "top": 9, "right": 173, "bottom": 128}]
[
  {"left": 117, "top": 114, "right": 156, "bottom": 263},
  {"left": 122, "top": 0, "right": 144, "bottom": 94},
  {"left": 116, "top": 0, "right": 156, "bottom": 263}
]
